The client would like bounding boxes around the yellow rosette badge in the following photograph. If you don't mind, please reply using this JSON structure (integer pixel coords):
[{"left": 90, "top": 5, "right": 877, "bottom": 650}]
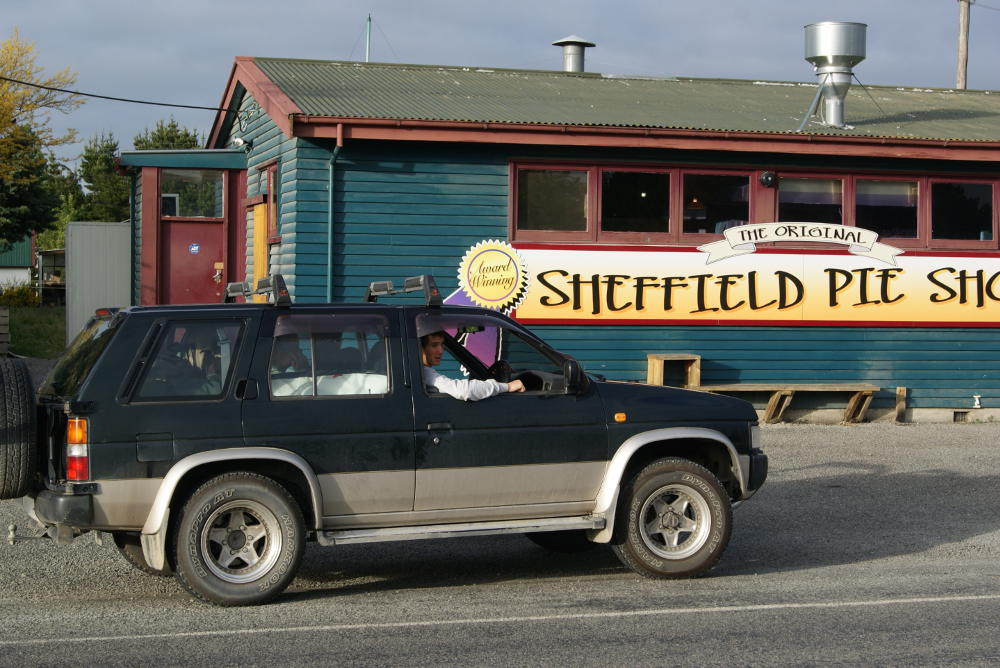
[{"left": 458, "top": 240, "right": 528, "bottom": 311}]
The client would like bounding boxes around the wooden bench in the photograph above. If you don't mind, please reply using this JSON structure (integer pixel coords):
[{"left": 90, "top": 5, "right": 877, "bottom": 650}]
[{"left": 695, "top": 383, "right": 880, "bottom": 424}]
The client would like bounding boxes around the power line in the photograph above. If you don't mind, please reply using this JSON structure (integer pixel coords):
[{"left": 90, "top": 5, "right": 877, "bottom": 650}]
[{"left": 0, "top": 75, "right": 234, "bottom": 115}]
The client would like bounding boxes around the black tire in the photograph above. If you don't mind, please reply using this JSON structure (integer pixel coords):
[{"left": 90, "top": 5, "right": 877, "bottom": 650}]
[
  {"left": 526, "top": 530, "right": 598, "bottom": 553},
  {"left": 0, "top": 358, "right": 37, "bottom": 500},
  {"left": 612, "top": 458, "right": 732, "bottom": 579},
  {"left": 113, "top": 532, "right": 173, "bottom": 577},
  {"left": 172, "top": 472, "right": 305, "bottom": 606}
]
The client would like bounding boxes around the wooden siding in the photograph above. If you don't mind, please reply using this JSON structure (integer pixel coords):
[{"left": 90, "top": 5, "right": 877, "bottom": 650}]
[{"left": 531, "top": 324, "right": 1000, "bottom": 411}]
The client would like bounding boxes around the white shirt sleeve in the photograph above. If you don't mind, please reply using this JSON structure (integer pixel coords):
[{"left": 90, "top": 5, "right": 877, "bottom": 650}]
[{"left": 422, "top": 366, "right": 508, "bottom": 401}]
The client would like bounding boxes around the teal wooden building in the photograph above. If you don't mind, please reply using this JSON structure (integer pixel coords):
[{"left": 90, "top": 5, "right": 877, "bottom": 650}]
[{"left": 119, "top": 54, "right": 1000, "bottom": 422}]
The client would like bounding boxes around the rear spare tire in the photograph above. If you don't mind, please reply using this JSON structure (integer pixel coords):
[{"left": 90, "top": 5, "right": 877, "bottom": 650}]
[{"left": 0, "top": 358, "right": 36, "bottom": 500}]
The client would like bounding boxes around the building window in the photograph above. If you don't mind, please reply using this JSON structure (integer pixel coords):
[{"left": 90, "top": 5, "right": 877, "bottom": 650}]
[
  {"left": 600, "top": 171, "right": 670, "bottom": 234},
  {"left": 778, "top": 177, "right": 843, "bottom": 224},
  {"left": 159, "top": 169, "right": 224, "bottom": 219},
  {"left": 856, "top": 179, "right": 918, "bottom": 239},
  {"left": 931, "top": 181, "right": 993, "bottom": 241},
  {"left": 683, "top": 173, "right": 750, "bottom": 234},
  {"left": 516, "top": 169, "right": 588, "bottom": 233}
]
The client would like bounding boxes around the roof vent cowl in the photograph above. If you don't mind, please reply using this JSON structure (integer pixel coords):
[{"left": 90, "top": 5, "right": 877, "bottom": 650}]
[
  {"left": 804, "top": 21, "right": 867, "bottom": 128},
  {"left": 552, "top": 35, "right": 596, "bottom": 73}
]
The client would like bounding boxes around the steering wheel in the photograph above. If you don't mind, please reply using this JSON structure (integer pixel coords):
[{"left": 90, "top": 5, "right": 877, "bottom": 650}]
[{"left": 488, "top": 359, "right": 513, "bottom": 382}]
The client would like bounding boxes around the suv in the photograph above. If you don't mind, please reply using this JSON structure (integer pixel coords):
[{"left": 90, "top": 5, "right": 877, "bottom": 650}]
[{"left": 1, "top": 275, "right": 767, "bottom": 606}]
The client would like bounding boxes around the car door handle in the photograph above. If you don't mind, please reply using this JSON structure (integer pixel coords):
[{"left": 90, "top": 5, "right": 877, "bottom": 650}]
[
  {"left": 426, "top": 422, "right": 453, "bottom": 431},
  {"left": 236, "top": 379, "right": 258, "bottom": 400}
]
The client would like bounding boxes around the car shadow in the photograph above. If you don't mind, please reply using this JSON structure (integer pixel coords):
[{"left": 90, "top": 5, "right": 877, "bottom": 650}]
[
  {"left": 718, "top": 461, "right": 1000, "bottom": 576},
  {"left": 285, "top": 459, "right": 1000, "bottom": 600}
]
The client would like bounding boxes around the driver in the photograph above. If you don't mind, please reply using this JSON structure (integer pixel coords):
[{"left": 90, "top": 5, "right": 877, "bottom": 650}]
[{"left": 421, "top": 331, "right": 524, "bottom": 401}]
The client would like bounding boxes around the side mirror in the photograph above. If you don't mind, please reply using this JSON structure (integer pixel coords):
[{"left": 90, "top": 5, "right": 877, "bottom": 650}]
[{"left": 562, "top": 356, "right": 590, "bottom": 394}]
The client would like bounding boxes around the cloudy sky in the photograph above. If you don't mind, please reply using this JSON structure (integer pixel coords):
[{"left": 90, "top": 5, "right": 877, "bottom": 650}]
[{"left": 6, "top": 0, "right": 999, "bottom": 165}]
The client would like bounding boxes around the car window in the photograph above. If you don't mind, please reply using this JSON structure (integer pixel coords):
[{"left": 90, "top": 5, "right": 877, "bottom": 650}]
[
  {"left": 134, "top": 320, "right": 243, "bottom": 401},
  {"left": 416, "top": 312, "right": 563, "bottom": 377},
  {"left": 269, "top": 313, "right": 389, "bottom": 398}
]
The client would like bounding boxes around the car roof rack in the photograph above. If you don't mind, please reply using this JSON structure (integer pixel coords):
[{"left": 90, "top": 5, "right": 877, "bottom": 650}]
[
  {"left": 365, "top": 274, "right": 442, "bottom": 306},
  {"left": 223, "top": 274, "right": 292, "bottom": 307}
]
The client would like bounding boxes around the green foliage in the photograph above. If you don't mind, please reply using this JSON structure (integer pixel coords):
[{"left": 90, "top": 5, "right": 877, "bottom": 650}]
[
  {"left": 35, "top": 164, "right": 83, "bottom": 249},
  {"left": 78, "top": 133, "right": 129, "bottom": 222},
  {"left": 9, "top": 305, "right": 65, "bottom": 358},
  {"left": 0, "top": 125, "right": 58, "bottom": 244},
  {"left": 0, "top": 282, "right": 40, "bottom": 306},
  {"left": 133, "top": 118, "right": 202, "bottom": 150}
]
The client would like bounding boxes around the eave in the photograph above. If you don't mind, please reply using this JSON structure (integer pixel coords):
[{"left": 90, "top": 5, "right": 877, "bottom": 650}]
[{"left": 289, "top": 115, "right": 1000, "bottom": 163}]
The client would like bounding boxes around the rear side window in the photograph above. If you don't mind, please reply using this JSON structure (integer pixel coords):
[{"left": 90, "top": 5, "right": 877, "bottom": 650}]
[
  {"left": 38, "top": 314, "right": 120, "bottom": 398},
  {"left": 269, "top": 313, "right": 389, "bottom": 398},
  {"left": 133, "top": 320, "right": 243, "bottom": 401}
]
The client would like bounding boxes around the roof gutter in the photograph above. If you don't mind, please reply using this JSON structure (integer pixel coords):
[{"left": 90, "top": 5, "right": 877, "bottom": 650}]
[{"left": 290, "top": 115, "right": 1000, "bottom": 163}]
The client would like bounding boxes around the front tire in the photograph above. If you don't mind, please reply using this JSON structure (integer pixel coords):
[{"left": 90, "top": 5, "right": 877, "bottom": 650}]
[
  {"left": 612, "top": 458, "right": 731, "bottom": 579},
  {"left": 173, "top": 472, "right": 305, "bottom": 606}
]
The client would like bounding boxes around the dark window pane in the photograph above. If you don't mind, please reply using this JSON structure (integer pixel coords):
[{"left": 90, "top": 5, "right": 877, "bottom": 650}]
[
  {"left": 683, "top": 174, "right": 749, "bottom": 234},
  {"left": 778, "top": 177, "right": 843, "bottom": 224},
  {"left": 136, "top": 320, "right": 241, "bottom": 400},
  {"left": 601, "top": 171, "right": 669, "bottom": 233},
  {"left": 856, "top": 180, "right": 918, "bottom": 238},
  {"left": 516, "top": 170, "right": 587, "bottom": 231},
  {"left": 160, "top": 168, "right": 224, "bottom": 218},
  {"left": 932, "top": 182, "right": 993, "bottom": 240}
]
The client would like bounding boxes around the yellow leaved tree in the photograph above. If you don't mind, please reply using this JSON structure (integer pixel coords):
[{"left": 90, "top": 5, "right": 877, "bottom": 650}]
[{"left": 0, "top": 27, "right": 83, "bottom": 182}]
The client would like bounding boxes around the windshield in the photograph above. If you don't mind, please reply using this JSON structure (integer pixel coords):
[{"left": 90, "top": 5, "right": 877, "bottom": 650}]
[{"left": 38, "top": 314, "right": 120, "bottom": 398}]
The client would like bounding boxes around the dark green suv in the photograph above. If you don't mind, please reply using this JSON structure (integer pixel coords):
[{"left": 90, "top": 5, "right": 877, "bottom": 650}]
[{"left": 1, "top": 276, "right": 767, "bottom": 606}]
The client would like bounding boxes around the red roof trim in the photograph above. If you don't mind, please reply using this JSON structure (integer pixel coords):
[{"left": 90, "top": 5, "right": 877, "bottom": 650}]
[
  {"left": 290, "top": 115, "right": 1000, "bottom": 162},
  {"left": 208, "top": 58, "right": 303, "bottom": 147}
]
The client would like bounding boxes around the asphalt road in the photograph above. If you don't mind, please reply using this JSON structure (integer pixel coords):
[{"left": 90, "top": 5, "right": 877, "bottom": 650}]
[{"left": 1, "top": 422, "right": 999, "bottom": 667}]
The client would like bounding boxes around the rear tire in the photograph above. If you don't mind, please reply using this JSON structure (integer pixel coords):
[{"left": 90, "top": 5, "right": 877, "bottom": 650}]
[
  {"left": 113, "top": 532, "right": 173, "bottom": 577},
  {"left": 173, "top": 472, "right": 305, "bottom": 606},
  {"left": 612, "top": 458, "right": 731, "bottom": 579},
  {"left": 0, "top": 358, "right": 36, "bottom": 500}
]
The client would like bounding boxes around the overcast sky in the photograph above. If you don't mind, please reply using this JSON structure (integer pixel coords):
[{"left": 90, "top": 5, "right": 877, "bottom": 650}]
[{"left": 6, "top": 0, "right": 999, "bottom": 165}]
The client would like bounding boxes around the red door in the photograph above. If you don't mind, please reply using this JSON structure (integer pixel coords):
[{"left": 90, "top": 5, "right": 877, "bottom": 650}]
[{"left": 159, "top": 220, "right": 225, "bottom": 304}]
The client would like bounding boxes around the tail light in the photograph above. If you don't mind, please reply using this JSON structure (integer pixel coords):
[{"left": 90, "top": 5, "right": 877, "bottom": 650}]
[{"left": 66, "top": 417, "right": 89, "bottom": 481}]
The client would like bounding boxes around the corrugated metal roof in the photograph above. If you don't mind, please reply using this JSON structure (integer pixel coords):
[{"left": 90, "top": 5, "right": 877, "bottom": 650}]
[{"left": 253, "top": 58, "right": 1000, "bottom": 143}]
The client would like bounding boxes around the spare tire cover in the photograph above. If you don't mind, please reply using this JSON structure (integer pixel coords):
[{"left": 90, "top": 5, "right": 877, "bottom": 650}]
[{"left": 0, "top": 358, "right": 37, "bottom": 499}]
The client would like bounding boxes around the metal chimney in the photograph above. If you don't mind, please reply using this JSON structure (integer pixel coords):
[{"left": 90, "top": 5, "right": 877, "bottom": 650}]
[
  {"left": 803, "top": 22, "right": 867, "bottom": 128},
  {"left": 552, "top": 35, "right": 596, "bottom": 73}
]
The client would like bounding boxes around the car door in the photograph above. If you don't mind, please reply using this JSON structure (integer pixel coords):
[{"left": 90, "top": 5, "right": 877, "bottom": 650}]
[
  {"left": 240, "top": 307, "right": 415, "bottom": 524},
  {"left": 409, "top": 308, "right": 608, "bottom": 516}
]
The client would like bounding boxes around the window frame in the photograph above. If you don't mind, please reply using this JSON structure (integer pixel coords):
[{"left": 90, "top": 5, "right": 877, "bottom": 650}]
[
  {"left": 158, "top": 168, "right": 227, "bottom": 223},
  {"left": 510, "top": 161, "right": 1000, "bottom": 251}
]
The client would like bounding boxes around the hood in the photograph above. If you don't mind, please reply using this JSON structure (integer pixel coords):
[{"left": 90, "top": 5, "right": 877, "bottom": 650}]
[{"left": 595, "top": 380, "right": 757, "bottom": 424}]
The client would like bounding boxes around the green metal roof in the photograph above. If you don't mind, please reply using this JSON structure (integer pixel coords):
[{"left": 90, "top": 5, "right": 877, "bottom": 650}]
[{"left": 253, "top": 57, "right": 1000, "bottom": 143}]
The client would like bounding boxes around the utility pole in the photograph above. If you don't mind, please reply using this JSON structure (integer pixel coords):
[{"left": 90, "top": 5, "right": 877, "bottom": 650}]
[{"left": 956, "top": 0, "right": 971, "bottom": 89}]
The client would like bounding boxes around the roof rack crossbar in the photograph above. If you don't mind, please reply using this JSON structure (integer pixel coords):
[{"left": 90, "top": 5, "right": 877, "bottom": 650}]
[
  {"left": 223, "top": 274, "right": 292, "bottom": 307},
  {"left": 365, "top": 274, "right": 441, "bottom": 306}
]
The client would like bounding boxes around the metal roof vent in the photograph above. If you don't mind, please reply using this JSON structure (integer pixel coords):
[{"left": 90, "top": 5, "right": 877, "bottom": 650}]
[
  {"left": 552, "top": 35, "right": 596, "bottom": 73},
  {"left": 801, "top": 21, "right": 867, "bottom": 130}
]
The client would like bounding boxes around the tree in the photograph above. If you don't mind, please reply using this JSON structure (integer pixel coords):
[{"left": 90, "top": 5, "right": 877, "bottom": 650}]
[
  {"left": 0, "top": 125, "right": 58, "bottom": 244},
  {"left": 133, "top": 118, "right": 202, "bottom": 150},
  {"left": 0, "top": 28, "right": 83, "bottom": 182},
  {"left": 78, "top": 133, "right": 129, "bottom": 222},
  {"left": 35, "top": 162, "right": 84, "bottom": 249}
]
